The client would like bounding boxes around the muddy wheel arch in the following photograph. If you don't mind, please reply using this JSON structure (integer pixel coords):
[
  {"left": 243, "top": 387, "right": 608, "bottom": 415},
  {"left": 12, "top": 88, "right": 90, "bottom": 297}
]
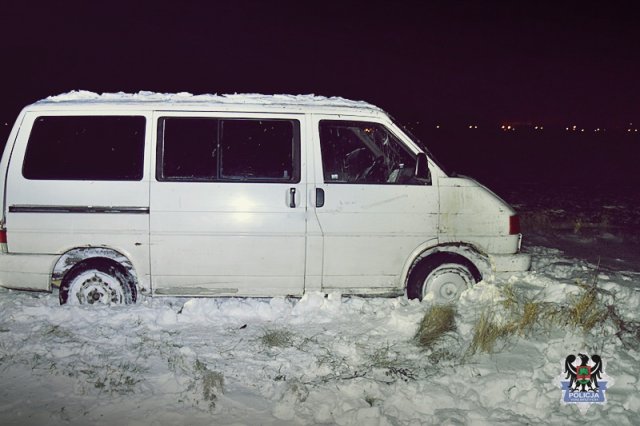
[
  {"left": 51, "top": 247, "right": 145, "bottom": 293},
  {"left": 402, "top": 242, "right": 492, "bottom": 291}
]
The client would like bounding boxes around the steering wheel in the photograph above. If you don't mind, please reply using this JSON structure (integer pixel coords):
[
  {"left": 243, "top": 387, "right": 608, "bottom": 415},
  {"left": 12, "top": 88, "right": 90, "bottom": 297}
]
[{"left": 356, "top": 156, "right": 385, "bottom": 182}]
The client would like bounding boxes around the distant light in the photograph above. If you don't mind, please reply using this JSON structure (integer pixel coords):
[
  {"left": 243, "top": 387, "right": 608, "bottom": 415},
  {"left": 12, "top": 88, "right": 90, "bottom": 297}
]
[
  {"left": 565, "top": 127, "right": 569, "bottom": 131},
  {"left": 436, "top": 124, "right": 440, "bottom": 129},
  {"left": 581, "top": 129, "right": 585, "bottom": 132}
]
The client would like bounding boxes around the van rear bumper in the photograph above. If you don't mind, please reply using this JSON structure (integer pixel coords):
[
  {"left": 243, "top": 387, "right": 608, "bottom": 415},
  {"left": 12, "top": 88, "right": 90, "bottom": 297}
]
[
  {"left": 489, "top": 252, "right": 531, "bottom": 273},
  {"left": 0, "top": 254, "right": 56, "bottom": 291}
]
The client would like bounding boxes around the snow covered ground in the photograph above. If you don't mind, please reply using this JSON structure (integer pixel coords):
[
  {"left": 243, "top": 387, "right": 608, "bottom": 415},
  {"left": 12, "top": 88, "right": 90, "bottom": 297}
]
[{"left": 0, "top": 184, "right": 639, "bottom": 425}]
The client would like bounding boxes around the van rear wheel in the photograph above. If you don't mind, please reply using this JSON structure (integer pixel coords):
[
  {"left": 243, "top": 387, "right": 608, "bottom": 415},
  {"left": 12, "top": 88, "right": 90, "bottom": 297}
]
[
  {"left": 59, "top": 259, "right": 136, "bottom": 305},
  {"left": 407, "top": 253, "right": 480, "bottom": 303}
]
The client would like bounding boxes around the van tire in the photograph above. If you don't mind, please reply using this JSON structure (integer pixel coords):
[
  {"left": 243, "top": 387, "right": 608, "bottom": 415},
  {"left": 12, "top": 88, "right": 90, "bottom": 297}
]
[
  {"left": 59, "top": 258, "right": 137, "bottom": 305},
  {"left": 406, "top": 253, "right": 480, "bottom": 302}
]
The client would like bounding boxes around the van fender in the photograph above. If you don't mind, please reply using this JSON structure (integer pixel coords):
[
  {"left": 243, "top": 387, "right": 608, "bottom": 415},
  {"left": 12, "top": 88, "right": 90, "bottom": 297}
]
[
  {"left": 51, "top": 247, "right": 141, "bottom": 291},
  {"left": 401, "top": 242, "right": 492, "bottom": 289}
]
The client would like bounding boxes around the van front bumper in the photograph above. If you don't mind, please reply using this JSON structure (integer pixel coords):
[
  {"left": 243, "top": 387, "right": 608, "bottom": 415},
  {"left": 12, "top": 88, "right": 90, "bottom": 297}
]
[
  {"left": 0, "top": 254, "right": 56, "bottom": 291},
  {"left": 489, "top": 252, "right": 531, "bottom": 274}
]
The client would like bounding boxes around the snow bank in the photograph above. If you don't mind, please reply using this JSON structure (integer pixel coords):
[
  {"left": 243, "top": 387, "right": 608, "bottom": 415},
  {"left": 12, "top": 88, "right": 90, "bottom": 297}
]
[
  {"left": 0, "top": 187, "right": 639, "bottom": 425},
  {"left": 1, "top": 255, "right": 638, "bottom": 425}
]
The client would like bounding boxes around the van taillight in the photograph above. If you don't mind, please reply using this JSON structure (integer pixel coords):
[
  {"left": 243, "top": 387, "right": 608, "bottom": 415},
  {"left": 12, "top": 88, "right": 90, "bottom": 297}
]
[
  {"left": 509, "top": 215, "right": 521, "bottom": 235},
  {"left": 0, "top": 229, "right": 6, "bottom": 253}
]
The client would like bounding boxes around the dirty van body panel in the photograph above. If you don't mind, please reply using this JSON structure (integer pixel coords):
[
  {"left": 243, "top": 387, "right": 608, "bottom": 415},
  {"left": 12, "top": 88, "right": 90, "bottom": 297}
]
[
  {"left": 314, "top": 184, "right": 439, "bottom": 289},
  {"left": 438, "top": 176, "right": 531, "bottom": 272},
  {"left": 3, "top": 111, "right": 152, "bottom": 292},
  {"left": 311, "top": 115, "right": 440, "bottom": 292},
  {"left": 0, "top": 254, "right": 57, "bottom": 290},
  {"left": 0, "top": 110, "right": 27, "bottom": 221},
  {"left": 149, "top": 112, "right": 307, "bottom": 297},
  {"left": 150, "top": 182, "right": 307, "bottom": 296}
]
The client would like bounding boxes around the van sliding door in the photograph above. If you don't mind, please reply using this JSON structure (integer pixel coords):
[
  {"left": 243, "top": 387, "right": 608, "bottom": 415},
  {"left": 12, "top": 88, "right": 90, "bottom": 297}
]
[{"left": 149, "top": 112, "right": 307, "bottom": 296}]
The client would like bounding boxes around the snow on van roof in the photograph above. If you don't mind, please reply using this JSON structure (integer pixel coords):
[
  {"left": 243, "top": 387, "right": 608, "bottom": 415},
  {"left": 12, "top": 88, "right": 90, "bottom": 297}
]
[{"left": 39, "top": 90, "right": 383, "bottom": 112}]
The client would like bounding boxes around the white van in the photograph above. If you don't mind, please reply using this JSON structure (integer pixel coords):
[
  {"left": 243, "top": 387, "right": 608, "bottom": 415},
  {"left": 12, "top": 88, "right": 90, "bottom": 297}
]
[{"left": 0, "top": 92, "right": 530, "bottom": 305}]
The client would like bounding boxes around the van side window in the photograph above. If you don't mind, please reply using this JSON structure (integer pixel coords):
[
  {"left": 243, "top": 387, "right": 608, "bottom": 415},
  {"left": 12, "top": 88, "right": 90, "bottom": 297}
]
[
  {"left": 159, "top": 118, "right": 218, "bottom": 180},
  {"left": 220, "top": 120, "right": 298, "bottom": 181},
  {"left": 319, "top": 120, "right": 417, "bottom": 184},
  {"left": 23, "top": 116, "right": 145, "bottom": 181},
  {"left": 158, "top": 118, "right": 300, "bottom": 183}
]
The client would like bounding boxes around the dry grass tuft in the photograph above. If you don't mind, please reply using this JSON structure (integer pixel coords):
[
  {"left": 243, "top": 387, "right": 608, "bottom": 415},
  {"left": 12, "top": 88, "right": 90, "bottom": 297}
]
[
  {"left": 467, "top": 311, "right": 503, "bottom": 354},
  {"left": 566, "top": 287, "right": 609, "bottom": 332},
  {"left": 261, "top": 328, "right": 295, "bottom": 348},
  {"left": 415, "top": 305, "right": 456, "bottom": 348},
  {"left": 518, "top": 301, "right": 541, "bottom": 334},
  {"left": 191, "top": 359, "right": 224, "bottom": 409},
  {"left": 467, "top": 282, "right": 611, "bottom": 355},
  {"left": 466, "top": 309, "right": 525, "bottom": 355}
]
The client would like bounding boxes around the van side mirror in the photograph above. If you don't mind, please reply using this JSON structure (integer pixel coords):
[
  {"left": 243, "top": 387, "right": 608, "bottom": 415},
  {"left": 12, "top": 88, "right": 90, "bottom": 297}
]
[{"left": 415, "top": 152, "right": 430, "bottom": 182}]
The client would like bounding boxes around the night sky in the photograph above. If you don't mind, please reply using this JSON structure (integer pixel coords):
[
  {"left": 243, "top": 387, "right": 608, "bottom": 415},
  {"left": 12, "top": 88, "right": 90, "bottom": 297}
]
[{"left": 1, "top": 1, "right": 638, "bottom": 185}]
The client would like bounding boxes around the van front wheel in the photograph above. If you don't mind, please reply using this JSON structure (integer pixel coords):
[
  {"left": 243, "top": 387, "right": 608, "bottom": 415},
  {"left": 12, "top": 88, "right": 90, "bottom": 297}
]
[
  {"left": 59, "top": 259, "right": 136, "bottom": 305},
  {"left": 407, "top": 254, "right": 480, "bottom": 303}
]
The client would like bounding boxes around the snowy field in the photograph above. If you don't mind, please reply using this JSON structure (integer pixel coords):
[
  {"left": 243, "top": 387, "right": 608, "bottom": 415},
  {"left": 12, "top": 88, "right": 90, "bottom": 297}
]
[{"left": 1, "top": 184, "right": 639, "bottom": 425}]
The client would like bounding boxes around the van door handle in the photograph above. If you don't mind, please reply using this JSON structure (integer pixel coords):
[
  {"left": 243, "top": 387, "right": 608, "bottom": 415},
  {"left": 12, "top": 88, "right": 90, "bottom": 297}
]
[
  {"left": 316, "top": 188, "right": 325, "bottom": 208},
  {"left": 289, "top": 188, "right": 296, "bottom": 208}
]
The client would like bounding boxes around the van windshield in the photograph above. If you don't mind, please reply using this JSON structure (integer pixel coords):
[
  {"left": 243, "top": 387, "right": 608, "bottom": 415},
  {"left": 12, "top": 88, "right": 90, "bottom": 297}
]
[{"left": 389, "top": 115, "right": 450, "bottom": 176}]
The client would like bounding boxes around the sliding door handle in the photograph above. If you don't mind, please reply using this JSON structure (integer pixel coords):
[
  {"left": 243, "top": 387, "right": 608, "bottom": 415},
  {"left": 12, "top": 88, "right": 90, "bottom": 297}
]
[{"left": 289, "top": 188, "right": 296, "bottom": 208}]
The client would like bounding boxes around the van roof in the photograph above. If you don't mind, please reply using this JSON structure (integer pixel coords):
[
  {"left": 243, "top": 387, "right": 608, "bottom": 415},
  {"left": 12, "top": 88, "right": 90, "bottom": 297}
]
[{"left": 31, "top": 91, "right": 387, "bottom": 116}]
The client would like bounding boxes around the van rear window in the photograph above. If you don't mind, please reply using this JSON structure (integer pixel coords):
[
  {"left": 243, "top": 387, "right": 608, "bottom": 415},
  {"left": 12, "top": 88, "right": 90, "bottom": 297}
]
[{"left": 23, "top": 116, "right": 145, "bottom": 181}]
